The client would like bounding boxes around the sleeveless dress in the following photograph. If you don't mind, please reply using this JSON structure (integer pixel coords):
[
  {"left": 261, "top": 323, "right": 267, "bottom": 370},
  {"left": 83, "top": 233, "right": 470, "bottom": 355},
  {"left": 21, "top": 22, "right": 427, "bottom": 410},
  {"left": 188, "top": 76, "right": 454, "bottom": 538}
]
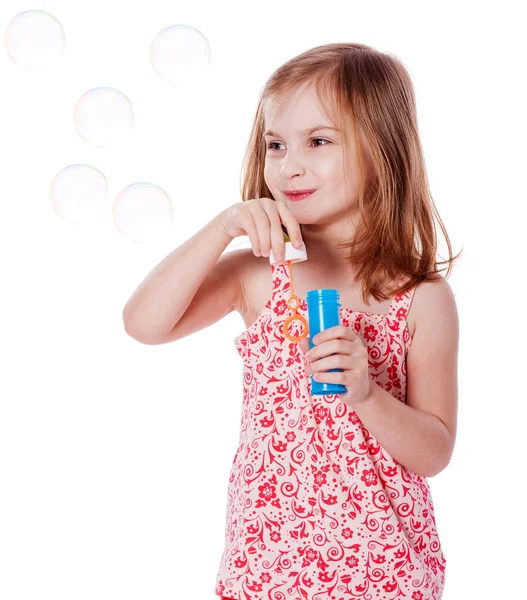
[{"left": 215, "top": 262, "right": 447, "bottom": 600}]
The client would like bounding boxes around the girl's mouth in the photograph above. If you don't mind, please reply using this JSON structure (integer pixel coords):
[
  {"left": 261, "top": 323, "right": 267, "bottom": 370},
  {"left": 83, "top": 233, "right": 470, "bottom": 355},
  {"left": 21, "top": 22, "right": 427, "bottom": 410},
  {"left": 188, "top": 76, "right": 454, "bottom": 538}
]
[{"left": 284, "top": 191, "right": 315, "bottom": 201}]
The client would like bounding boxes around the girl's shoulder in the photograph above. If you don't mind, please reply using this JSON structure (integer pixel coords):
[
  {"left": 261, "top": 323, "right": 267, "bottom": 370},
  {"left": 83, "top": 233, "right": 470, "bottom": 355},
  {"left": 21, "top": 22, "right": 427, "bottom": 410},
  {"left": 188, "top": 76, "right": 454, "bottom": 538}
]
[{"left": 409, "top": 275, "right": 457, "bottom": 339}]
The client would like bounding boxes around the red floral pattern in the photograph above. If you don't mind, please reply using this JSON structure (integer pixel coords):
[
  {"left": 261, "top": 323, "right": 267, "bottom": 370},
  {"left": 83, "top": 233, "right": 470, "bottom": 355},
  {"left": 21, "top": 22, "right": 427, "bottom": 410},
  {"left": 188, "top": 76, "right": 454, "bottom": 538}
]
[{"left": 215, "top": 263, "right": 446, "bottom": 600}]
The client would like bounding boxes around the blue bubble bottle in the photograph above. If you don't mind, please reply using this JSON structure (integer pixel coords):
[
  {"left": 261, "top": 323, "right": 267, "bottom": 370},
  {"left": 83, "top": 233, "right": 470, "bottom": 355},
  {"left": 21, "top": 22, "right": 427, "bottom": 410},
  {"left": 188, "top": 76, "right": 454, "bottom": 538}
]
[{"left": 306, "top": 289, "right": 347, "bottom": 396}]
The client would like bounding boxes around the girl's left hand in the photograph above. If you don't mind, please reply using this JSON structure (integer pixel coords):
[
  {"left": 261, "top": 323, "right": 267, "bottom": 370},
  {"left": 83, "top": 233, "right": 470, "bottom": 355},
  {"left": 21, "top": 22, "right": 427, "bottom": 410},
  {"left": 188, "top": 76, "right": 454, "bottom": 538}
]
[{"left": 298, "top": 325, "right": 374, "bottom": 407}]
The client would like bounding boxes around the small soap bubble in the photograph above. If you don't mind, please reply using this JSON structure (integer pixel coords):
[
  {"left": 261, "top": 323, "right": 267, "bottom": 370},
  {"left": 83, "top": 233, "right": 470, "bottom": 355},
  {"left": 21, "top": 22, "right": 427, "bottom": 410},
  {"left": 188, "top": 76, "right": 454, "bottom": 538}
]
[
  {"left": 150, "top": 25, "right": 210, "bottom": 86},
  {"left": 113, "top": 183, "right": 173, "bottom": 243},
  {"left": 74, "top": 87, "right": 134, "bottom": 149},
  {"left": 5, "top": 10, "right": 65, "bottom": 70},
  {"left": 50, "top": 164, "right": 109, "bottom": 225}
]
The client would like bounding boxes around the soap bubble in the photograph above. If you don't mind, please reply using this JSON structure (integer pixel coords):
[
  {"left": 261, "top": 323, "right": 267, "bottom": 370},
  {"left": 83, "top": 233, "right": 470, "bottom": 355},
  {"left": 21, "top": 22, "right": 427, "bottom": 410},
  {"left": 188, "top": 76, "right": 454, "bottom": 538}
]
[
  {"left": 5, "top": 10, "right": 65, "bottom": 70},
  {"left": 74, "top": 87, "right": 134, "bottom": 149},
  {"left": 150, "top": 25, "right": 210, "bottom": 86},
  {"left": 113, "top": 183, "right": 173, "bottom": 243},
  {"left": 50, "top": 165, "right": 109, "bottom": 225}
]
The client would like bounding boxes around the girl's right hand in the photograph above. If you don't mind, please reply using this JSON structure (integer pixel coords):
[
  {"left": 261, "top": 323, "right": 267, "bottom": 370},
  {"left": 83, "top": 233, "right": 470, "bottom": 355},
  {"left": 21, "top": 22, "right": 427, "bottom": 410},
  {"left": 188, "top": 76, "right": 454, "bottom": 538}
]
[{"left": 221, "top": 198, "right": 304, "bottom": 261}]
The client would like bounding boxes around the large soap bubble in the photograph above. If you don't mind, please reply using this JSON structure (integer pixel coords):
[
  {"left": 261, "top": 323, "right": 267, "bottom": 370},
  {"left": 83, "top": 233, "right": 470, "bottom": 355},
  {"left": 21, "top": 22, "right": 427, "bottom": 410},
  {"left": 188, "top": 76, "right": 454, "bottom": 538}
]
[
  {"left": 5, "top": 10, "right": 65, "bottom": 70},
  {"left": 113, "top": 183, "right": 173, "bottom": 243},
  {"left": 150, "top": 25, "right": 210, "bottom": 86},
  {"left": 50, "top": 165, "right": 109, "bottom": 225},
  {"left": 74, "top": 87, "right": 135, "bottom": 149}
]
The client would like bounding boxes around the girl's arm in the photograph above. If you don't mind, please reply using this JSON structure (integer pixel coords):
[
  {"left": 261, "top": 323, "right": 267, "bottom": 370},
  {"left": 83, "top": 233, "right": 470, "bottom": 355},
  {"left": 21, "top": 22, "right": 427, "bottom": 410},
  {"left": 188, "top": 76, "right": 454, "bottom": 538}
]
[
  {"left": 355, "top": 277, "right": 459, "bottom": 478},
  {"left": 122, "top": 211, "right": 238, "bottom": 344}
]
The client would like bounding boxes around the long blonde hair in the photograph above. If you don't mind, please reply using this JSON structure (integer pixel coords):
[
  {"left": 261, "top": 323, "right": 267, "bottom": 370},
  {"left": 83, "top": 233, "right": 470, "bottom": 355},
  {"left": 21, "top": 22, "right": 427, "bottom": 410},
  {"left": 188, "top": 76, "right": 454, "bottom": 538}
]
[{"left": 239, "top": 42, "right": 463, "bottom": 303}]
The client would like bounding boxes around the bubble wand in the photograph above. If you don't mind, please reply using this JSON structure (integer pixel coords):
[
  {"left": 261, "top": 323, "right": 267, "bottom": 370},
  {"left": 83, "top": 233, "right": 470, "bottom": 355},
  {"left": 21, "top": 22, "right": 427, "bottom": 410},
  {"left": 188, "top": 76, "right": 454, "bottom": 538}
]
[
  {"left": 269, "top": 233, "right": 308, "bottom": 342},
  {"left": 269, "top": 231, "right": 346, "bottom": 395}
]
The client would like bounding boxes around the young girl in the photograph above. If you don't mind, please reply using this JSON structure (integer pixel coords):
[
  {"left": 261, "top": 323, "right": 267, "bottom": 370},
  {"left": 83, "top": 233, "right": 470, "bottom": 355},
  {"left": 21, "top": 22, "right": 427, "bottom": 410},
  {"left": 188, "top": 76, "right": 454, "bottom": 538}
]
[{"left": 123, "top": 42, "right": 460, "bottom": 600}]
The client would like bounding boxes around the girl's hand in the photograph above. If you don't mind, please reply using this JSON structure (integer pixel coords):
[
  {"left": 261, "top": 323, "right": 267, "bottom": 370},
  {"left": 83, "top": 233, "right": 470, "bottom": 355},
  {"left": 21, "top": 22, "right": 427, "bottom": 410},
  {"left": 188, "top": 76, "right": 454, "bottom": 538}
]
[
  {"left": 221, "top": 198, "right": 304, "bottom": 262},
  {"left": 298, "top": 325, "right": 375, "bottom": 407}
]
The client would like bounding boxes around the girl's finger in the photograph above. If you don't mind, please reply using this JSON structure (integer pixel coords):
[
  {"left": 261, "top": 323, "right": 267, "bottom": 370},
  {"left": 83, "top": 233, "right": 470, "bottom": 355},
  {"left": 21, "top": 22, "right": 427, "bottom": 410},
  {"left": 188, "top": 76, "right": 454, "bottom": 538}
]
[
  {"left": 309, "top": 354, "right": 349, "bottom": 373},
  {"left": 264, "top": 201, "right": 286, "bottom": 262},
  {"left": 250, "top": 202, "right": 272, "bottom": 255}
]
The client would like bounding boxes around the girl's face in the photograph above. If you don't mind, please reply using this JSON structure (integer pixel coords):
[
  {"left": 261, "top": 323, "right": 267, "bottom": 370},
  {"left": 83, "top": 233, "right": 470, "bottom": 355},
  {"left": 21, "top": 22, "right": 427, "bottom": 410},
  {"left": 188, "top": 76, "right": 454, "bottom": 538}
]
[{"left": 263, "top": 82, "right": 361, "bottom": 226}]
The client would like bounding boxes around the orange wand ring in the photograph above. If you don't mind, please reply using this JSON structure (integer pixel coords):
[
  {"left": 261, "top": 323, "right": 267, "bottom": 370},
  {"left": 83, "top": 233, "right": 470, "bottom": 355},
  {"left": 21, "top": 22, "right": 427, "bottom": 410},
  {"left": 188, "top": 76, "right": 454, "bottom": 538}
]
[{"left": 283, "top": 261, "right": 309, "bottom": 343}]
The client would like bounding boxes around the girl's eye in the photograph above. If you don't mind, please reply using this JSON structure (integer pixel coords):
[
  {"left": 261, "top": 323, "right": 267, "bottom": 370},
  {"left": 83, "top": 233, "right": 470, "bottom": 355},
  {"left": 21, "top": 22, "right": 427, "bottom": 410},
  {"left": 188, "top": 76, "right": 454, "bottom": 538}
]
[{"left": 266, "top": 138, "right": 331, "bottom": 151}]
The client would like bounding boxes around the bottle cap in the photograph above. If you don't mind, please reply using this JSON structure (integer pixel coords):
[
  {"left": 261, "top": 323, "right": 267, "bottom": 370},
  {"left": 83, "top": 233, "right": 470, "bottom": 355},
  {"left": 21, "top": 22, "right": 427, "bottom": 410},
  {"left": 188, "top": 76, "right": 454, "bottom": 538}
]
[{"left": 269, "top": 235, "right": 308, "bottom": 265}]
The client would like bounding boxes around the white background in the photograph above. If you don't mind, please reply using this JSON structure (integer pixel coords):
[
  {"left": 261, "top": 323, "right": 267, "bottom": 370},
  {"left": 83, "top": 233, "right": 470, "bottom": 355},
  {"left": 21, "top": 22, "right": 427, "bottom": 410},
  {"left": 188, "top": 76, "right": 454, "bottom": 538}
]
[{"left": 1, "top": 0, "right": 525, "bottom": 598}]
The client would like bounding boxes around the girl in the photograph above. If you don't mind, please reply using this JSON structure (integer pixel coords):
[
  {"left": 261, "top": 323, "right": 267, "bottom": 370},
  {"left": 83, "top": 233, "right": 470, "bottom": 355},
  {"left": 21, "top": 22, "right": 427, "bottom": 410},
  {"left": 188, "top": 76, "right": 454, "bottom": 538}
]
[{"left": 123, "top": 42, "right": 461, "bottom": 600}]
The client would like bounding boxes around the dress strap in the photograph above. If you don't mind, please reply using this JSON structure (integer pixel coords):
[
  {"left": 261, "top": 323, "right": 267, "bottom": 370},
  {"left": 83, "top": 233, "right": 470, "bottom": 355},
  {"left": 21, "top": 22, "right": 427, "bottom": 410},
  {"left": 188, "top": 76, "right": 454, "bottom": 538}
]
[{"left": 387, "top": 275, "right": 417, "bottom": 322}]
